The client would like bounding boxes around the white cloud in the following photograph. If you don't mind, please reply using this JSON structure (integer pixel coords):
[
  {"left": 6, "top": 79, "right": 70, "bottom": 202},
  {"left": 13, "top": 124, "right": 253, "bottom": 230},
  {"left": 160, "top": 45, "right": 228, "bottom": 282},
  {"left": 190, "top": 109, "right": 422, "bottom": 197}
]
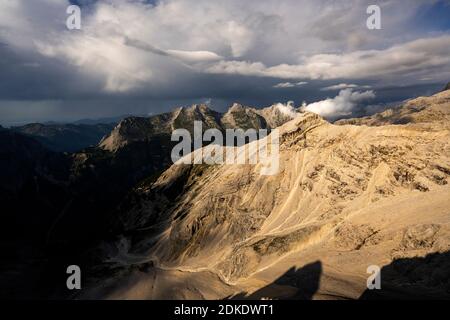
[
  {"left": 274, "top": 82, "right": 295, "bottom": 88},
  {"left": 166, "top": 50, "right": 223, "bottom": 63},
  {"left": 321, "top": 83, "right": 358, "bottom": 91},
  {"left": 274, "top": 101, "right": 299, "bottom": 118},
  {"left": 207, "top": 35, "right": 450, "bottom": 82},
  {"left": 225, "top": 21, "right": 254, "bottom": 58},
  {"left": 302, "top": 89, "right": 375, "bottom": 119},
  {"left": 206, "top": 60, "right": 266, "bottom": 77},
  {"left": 273, "top": 81, "right": 307, "bottom": 88},
  {"left": 123, "top": 36, "right": 223, "bottom": 63},
  {"left": 321, "top": 83, "right": 371, "bottom": 91}
]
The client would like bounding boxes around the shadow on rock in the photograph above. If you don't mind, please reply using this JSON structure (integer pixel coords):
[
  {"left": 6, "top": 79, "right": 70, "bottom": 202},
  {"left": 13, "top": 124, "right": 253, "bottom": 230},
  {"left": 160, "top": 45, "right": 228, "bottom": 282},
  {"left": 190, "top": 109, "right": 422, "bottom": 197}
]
[
  {"left": 360, "top": 251, "right": 450, "bottom": 300},
  {"left": 229, "top": 261, "right": 322, "bottom": 300}
]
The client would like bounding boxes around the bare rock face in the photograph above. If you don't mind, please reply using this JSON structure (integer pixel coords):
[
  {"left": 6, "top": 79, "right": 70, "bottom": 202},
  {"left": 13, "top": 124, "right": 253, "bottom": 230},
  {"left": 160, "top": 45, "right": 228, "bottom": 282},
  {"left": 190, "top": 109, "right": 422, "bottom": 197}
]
[
  {"left": 220, "top": 103, "right": 268, "bottom": 130},
  {"left": 84, "top": 91, "right": 450, "bottom": 300},
  {"left": 257, "top": 104, "right": 297, "bottom": 128},
  {"left": 220, "top": 103, "right": 296, "bottom": 130}
]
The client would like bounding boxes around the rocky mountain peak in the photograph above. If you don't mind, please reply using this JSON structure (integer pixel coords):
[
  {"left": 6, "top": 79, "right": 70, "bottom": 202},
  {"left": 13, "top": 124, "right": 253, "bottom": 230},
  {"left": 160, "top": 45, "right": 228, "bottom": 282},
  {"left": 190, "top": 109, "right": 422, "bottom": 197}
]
[
  {"left": 221, "top": 103, "right": 267, "bottom": 130},
  {"left": 99, "top": 116, "right": 154, "bottom": 151},
  {"left": 229, "top": 102, "right": 245, "bottom": 111},
  {"left": 99, "top": 102, "right": 303, "bottom": 152},
  {"left": 257, "top": 104, "right": 299, "bottom": 128},
  {"left": 187, "top": 104, "right": 210, "bottom": 112}
]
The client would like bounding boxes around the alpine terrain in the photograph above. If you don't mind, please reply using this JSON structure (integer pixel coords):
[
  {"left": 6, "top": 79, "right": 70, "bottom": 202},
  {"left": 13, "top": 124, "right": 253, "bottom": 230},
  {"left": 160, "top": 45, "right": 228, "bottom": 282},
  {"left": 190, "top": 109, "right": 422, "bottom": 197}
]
[{"left": 77, "top": 90, "right": 450, "bottom": 300}]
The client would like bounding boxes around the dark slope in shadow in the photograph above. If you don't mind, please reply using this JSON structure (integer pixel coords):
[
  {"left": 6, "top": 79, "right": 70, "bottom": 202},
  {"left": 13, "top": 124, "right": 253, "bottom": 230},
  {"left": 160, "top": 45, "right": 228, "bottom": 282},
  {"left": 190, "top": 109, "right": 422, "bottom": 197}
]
[
  {"left": 360, "top": 251, "right": 450, "bottom": 300},
  {"left": 229, "top": 261, "right": 322, "bottom": 300},
  {"left": 228, "top": 251, "right": 450, "bottom": 300}
]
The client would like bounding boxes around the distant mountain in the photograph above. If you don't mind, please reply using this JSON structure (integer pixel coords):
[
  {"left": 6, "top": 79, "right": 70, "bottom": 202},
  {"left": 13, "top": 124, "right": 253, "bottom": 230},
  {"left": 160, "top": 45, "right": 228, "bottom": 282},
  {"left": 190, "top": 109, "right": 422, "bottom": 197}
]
[
  {"left": 335, "top": 90, "right": 450, "bottom": 127},
  {"left": 73, "top": 115, "right": 137, "bottom": 125},
  {"left": 99, "top": 105, "right": 219, "bottom": 151},
  {"left": 220, "top": 103, "right": 268, "bottom": 130},
  {"left": 0, "top": 130, "right": 69, "bottom": 197},
  {"left": 257, "top": 104, "right": 297, "bottom": 128},
  {"left": 11, "top": 123, "right": 116, "bottom": 152},
  {"left": 100, "top": 103, "right": 296, "bottom": 152}
]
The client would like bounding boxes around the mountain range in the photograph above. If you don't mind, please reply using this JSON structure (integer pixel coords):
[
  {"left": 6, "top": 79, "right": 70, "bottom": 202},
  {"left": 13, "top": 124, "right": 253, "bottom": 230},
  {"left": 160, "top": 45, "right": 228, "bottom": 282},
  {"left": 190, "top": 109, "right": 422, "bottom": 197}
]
[
  {"left": 0, "top": 102, "right": 296, "bottom": 298},
  {"left": 99, "top": 103, "right": 293, "bottom": 152},
  {"left": 81, "top": 89, "right": 450, "bottom": 299},
  {"left": 1, "top": 89, "right": 449, "bottom": 299},
  {"left": 11, "top": 123, "right": 116, "bottom": 152}
]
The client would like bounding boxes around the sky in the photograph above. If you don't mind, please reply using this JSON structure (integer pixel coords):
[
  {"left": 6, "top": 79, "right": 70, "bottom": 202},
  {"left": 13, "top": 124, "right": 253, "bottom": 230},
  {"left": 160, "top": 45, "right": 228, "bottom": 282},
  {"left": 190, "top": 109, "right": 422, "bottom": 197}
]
[{"left": 1, "top": 0, "right": 450, "bottom": 125}]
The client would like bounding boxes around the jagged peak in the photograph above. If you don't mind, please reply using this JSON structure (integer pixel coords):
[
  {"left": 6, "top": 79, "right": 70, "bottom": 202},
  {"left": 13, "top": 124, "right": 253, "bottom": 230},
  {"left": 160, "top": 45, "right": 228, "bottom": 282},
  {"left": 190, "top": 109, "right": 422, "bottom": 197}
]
[
  {"left": 186, "top": 103, "right": 211, "bottom": 112},
  {"left": 114, "top": 116, "right": 147, "bottom": 130},
  {"left": 227, "top": 103, "right": 260, "bottom": 115},
  {"left": 188, "top": 104, "right": 200, "bottom": 111},
  {"left": 229, "top": 102, "right": 245, "bottom": 111},
  {"left": 99, "top": 116, "right": 153, "bottom": 151}
]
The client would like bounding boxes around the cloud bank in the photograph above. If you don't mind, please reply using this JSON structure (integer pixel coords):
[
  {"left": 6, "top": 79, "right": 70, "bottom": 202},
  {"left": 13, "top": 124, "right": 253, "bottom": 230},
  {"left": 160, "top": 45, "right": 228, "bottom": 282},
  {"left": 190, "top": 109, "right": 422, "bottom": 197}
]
[
  {"left": 302, "top": 89, "right": 376, "bottom": 119},
  {"left": 207, "top": 36, "right": 450, "bottom": 82}
]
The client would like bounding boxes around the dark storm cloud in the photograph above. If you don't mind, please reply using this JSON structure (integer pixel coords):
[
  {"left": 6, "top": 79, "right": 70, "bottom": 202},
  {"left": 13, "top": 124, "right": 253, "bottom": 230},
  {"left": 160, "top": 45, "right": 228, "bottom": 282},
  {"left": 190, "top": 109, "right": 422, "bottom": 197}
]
[{"left": 0, "top": 45, "right": 106, "bottom": 100}]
